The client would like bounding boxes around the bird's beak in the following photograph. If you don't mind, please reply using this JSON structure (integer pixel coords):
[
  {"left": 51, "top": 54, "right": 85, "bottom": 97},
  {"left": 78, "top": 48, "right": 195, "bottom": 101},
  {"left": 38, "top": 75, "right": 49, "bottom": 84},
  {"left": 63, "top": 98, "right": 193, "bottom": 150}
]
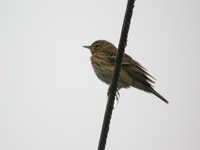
[{"left": 83, "top": 45, "right": 90, "bottom": 49}]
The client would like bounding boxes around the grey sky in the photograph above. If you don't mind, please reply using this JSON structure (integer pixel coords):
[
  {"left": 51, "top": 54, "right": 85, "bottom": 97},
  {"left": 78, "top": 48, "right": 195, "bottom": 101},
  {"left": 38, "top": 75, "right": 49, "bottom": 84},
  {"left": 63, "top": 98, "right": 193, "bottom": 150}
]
[{"left": 0, "top": 0, "right": 200, "bottom": 150}]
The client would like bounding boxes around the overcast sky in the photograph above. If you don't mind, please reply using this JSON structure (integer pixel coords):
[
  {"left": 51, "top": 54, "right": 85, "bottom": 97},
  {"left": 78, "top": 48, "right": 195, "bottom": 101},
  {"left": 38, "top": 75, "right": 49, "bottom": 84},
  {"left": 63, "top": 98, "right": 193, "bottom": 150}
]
[{"left": 0, "top": 0, "right": 200, "bottom": 150}]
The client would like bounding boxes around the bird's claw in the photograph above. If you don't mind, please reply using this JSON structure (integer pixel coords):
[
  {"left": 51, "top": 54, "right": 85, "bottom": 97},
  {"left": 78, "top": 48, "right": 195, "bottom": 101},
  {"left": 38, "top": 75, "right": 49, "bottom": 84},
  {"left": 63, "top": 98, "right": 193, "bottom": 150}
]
[{"left": 107, "top": 87, "right": 120, "bottom": 103}]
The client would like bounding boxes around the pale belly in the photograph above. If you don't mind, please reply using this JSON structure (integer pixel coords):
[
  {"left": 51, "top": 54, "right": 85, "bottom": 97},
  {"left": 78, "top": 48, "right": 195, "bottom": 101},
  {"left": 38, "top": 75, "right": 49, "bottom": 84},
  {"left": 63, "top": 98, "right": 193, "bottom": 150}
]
[
  {"left": 92, "top": 63, "right": 113, "bottom": 85},
  {"left": 90, "top": 54, "right": 131, "bottom": 88}
]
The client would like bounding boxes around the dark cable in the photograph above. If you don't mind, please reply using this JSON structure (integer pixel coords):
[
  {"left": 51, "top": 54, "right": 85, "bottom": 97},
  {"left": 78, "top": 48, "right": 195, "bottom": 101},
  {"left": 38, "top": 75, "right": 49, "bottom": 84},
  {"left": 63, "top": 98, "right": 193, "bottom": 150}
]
[{"left": 97, "top": 0, "right": 136, "bottom": 150}]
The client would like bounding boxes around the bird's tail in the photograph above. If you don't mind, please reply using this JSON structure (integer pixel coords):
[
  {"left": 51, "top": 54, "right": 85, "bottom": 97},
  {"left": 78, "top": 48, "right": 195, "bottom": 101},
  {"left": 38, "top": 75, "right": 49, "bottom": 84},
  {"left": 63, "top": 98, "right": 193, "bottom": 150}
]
[{"left": 150, "top": 88, "right": 169, "bottom": 104}]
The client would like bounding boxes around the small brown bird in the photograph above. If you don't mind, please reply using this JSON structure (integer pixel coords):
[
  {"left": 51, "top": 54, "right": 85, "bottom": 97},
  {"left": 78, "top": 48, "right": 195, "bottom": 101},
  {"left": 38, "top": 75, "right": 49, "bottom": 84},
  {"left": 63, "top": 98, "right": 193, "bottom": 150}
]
[{"left": 83, "top": 40, "right": 168, "bottom": 104}]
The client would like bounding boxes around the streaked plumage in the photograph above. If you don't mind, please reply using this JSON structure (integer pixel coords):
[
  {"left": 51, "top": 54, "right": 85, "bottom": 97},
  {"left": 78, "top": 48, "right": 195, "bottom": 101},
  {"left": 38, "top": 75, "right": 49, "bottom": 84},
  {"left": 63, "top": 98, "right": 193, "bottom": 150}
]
[{"left": 83, "top": 40, "right": 168, "bottom": 104}]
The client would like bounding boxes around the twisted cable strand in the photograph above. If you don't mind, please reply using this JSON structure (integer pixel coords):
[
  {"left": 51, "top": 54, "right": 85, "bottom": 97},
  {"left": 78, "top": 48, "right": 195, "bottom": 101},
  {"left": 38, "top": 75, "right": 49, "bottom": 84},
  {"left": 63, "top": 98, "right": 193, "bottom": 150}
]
[{"left": 97, "top": 0, "right": 136, "bottom": 150}]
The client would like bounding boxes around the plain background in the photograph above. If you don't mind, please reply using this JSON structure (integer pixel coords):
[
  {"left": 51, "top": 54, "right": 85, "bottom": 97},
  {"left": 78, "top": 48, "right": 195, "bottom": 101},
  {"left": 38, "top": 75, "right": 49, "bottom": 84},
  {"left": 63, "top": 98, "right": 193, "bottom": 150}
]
[{"left": 0, "top": 0, "right": 200, "bottom": 150}]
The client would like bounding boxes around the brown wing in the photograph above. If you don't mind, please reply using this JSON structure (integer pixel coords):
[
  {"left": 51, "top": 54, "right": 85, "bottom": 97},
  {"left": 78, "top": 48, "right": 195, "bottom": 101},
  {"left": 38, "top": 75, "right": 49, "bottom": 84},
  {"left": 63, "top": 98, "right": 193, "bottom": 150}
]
[
  {"left": 99, "top": 46, "right": 155, "bottom": 89},
  {"left": 122, "top": 53, "right": 155, "bottom": 84}
]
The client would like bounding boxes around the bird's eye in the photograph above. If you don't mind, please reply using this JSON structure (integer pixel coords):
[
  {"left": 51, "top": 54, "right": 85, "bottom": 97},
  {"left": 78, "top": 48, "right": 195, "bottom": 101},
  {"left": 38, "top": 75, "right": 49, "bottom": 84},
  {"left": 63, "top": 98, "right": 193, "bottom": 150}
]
[{"left": 94, "top": 44, "right": 100, "bottom": 48}]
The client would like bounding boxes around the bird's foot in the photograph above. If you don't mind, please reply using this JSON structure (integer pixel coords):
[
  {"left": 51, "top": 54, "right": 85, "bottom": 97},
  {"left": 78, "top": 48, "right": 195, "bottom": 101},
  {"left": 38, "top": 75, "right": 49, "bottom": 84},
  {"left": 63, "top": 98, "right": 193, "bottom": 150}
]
[
  {"left": 116, "top": 88, "right": 120, "bottom": 102},
  {"left": 107, "top": 87, "right": 120, "bottom": 103}
]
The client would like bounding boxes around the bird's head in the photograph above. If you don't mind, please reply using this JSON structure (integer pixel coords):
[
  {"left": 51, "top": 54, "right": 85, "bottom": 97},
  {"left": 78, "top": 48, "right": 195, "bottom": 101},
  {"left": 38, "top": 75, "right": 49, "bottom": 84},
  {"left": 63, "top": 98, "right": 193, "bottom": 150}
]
[{"left": 83, "top": 40, "right": 115, "bottom": 55}]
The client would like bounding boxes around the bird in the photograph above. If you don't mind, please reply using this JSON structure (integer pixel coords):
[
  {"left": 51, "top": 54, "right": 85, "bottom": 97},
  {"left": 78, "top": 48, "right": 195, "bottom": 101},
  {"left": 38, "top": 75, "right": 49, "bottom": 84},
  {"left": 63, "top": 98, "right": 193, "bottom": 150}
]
[{"left": 83, "top": 40, "right": 168, "bottom": 104}]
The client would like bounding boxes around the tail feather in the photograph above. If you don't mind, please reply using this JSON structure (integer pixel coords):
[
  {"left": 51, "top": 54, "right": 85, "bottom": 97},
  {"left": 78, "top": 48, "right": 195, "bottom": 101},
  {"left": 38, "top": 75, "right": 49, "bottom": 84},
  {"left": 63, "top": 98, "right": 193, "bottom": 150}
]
[{"left": 150, "top": 88, "right": 169, "bottom": 104}]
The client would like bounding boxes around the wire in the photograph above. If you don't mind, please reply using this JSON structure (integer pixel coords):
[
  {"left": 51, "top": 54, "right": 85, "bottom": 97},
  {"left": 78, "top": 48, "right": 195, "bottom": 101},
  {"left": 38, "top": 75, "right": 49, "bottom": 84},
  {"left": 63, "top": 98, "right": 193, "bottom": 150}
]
[{"left": 97, "top": 0, "right": 136, "bottom": 150}]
